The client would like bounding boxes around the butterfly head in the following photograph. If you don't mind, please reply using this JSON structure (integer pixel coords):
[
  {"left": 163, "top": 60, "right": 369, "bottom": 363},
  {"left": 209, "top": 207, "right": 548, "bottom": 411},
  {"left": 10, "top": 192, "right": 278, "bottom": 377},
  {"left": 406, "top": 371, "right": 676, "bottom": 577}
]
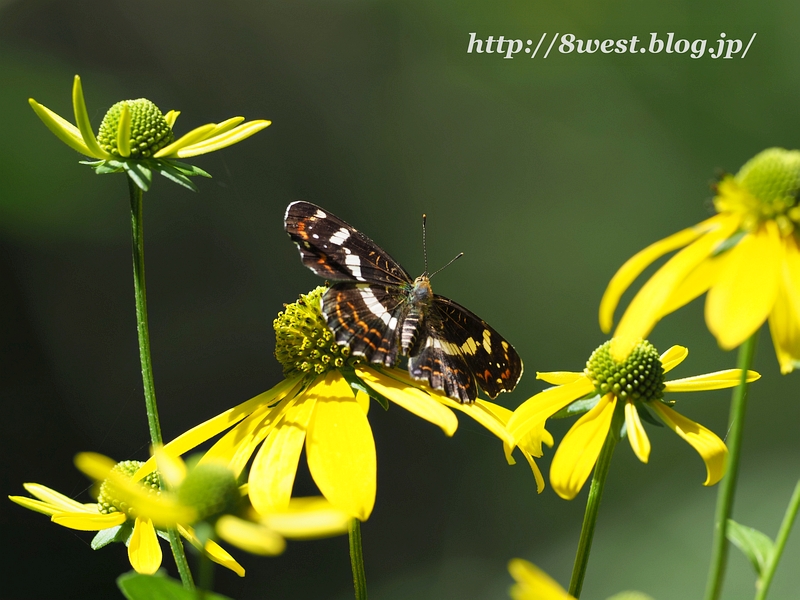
[{"left": 410, "top": 275, "right": 433, "bottom": 305}]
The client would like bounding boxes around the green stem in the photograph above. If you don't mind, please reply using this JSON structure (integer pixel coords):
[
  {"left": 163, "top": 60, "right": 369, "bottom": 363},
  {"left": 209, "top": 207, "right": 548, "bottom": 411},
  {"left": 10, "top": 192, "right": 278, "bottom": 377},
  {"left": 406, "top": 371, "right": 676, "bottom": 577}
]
[
  {"left": 704, "top": 331, "right": 759, "bottom": 600},
  {"left": 568, "top": 422, "right": 619, "bottom": 598},
  {"left": 128, "top": 177, "right": 194, "bottom": 590},
  {"left": 755, "top": 480, "right": 800, "bottom": 600},
  {"left": 349, "top": 519, "right": 368, "bottom": 600}
]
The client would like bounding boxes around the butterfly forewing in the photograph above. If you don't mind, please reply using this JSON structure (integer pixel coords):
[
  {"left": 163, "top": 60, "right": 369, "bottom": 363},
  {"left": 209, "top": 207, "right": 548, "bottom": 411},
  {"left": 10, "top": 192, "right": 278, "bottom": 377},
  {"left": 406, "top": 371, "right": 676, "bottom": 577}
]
[
  {"left": 284, "top": 200, "right": 523, "bottom": 403},
  {"left": 285, "top": 201, "right": 412, "bottom": 285}
]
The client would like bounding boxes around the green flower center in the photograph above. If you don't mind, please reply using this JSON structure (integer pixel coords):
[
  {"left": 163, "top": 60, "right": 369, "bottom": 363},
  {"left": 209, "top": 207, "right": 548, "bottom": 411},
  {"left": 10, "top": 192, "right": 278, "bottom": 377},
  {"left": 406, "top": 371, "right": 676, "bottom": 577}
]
[
  {"left": 584, "top": 340, "right": 665, "bottom": 402},
  {"left": 177, "top": 463, "right": 240, "bottom": 521},
  {"left": 716, "top": 147, "right": 800, "bottom": 235},
  {"left": 96, "top": 461, "right": 161, "bottom": 518},
  {"left": 97, "top": 99, "right": 174, "bottom": 159},
  {"left": 274, "top": 286, "right": 350, "bottom": 378}
]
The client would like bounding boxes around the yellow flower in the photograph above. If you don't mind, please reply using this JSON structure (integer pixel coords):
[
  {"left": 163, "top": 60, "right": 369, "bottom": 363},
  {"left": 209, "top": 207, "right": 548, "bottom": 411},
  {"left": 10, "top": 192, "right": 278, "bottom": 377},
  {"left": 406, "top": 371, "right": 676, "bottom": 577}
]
[
  {"left": 507, "top": 339, "right": 760, "bottom": 500},
  {"left": 508, "top": 559, "right": 575, "bottom": 600},
  {"left": 136, "top": 287, "right": 544, "bottom": 522},
  {"left": 600, "top": 148, "right": 800, "bottom": 370},
  {"left": 9, "top": 457, "right": 244, "bottom": 577},
  {"left": 29, "top": 75, "right": 270, "bottom": 191}
]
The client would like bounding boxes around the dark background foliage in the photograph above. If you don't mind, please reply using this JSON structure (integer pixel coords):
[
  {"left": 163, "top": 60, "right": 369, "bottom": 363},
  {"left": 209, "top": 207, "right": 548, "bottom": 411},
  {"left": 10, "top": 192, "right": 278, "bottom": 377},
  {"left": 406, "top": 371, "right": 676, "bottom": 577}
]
[{"left": 1, "top": 0, "right": 799, "bottom": 598}]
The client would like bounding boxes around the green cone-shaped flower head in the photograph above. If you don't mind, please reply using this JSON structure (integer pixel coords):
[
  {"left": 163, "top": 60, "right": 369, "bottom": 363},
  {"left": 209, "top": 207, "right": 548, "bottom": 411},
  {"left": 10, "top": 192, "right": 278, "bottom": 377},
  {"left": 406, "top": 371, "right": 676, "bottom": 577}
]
[
  {"left": 97, "top": 99, "right": 174, "bottom": 159},
  {"left": 274, "top": 286, "right": 350, "bottom": 377},
  {"left": 176, "top": 462, "right": 241, "bottom": 522},
  {"left": 584, "top": 339, "right": 665, "bottom": 402},
  {"left": 96, "top": 460, "right": 161, "bottom": 517}
]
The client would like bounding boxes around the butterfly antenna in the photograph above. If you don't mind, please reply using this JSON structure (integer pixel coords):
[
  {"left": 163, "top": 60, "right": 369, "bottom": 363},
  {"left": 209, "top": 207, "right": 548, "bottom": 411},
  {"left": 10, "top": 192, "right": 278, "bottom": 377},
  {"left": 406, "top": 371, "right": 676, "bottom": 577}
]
[
  {"left": 422, "top": 213, "right": 429, "bottom": 276},
  {"left": 429, "top": 252, "right": 464, "bottom": 279}
]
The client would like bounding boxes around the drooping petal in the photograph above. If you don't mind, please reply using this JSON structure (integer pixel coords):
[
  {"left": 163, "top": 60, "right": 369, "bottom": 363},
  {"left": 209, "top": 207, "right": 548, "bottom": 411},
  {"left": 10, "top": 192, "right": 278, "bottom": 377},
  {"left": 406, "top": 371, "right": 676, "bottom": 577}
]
[
  {"left": 51, "top": 511, "right": 126, "bottom": 530},
  {"left": 664, "top": 369, "right": 760, "bottom": 392},
  {"left": 135, "top": 377, "right": 301, "bottom": 479},
  {"left": 507, "top": 377, "right": 595, "bottom": 445},
  {"left": 116, "top": 103, "right": 132, "bottom": 158},
  {"left": 550, "top": 394, "right": 616, "bottom": 500},
  {"left": 20, "top": 483, "right": 93, "bottom": 512},
  {"left": 658, "top": 251, "right": 725, "bottom": 318},
  {"left": 177, "top": 525, "right": 245, "bottom": 577},
  {"left": 508, "top": 558, "right": 574, "bottom": 600},
  {"left": 261, "top": 497, "right": 351, "bottom": 539},
  {"left": 649, "top": 402, "right": 727, "bottom": 486},
  {"left": 163, "top": 110, "right": 180, "bottom": 128},
  {"left": 306, "top": 372, "right": 377, "bottom": 521},
  {"left": 769, "top": 235, "right": 800, "bottom": 373},
  {"left": 128, "top": 518, "right": 162, "bottom": 575},
  {"left": 706, "top": 221, "right": 782, "bottom": 349},
  {"left": 355, "top": 366, "right": 458, "bottom": 436},
  {"left": 625, "top": 401, "right": 650, "bottom": 463},
  {"left": 599, "top": 215, "right": 729, "bottom": 333},
  {"left": 248, "top": 389, "right": 317, "bottom": 514},
  {"left": 153, "top": 447, "right": 187, "bottom": 489},
  {"left": 172, "top": 121, "right": 272, "bottom": 158},
  {"left": 536, "top": 371, "right": 585, "bottom": 385},
  {"left": 28, "top": 98, "right": 93, "bottom": 156},
  {"left": 441, "top": 398, "right": 515, "bottom": 448},
  {"left": 71, "top": 75, "right": 111, "bottom": 159},
  {"left": 216, "top": 515, "right": 286, "bottom": 555},
  {"left": 612, "top": 214, "right": 740, "bottom": 361},
  {"left": 519, "top": 452, "right": 546, "bottom": 494},
  {"left": 660, "top": 345, "right": 689, "bottom": 373}
]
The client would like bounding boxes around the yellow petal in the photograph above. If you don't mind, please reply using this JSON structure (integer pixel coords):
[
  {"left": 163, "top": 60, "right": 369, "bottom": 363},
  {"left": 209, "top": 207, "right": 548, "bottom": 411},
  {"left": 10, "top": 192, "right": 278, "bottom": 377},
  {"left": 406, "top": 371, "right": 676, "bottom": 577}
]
[
  {"left": 51, "top": 511, "right": 126, "bottom": 530},
  {"left": 355, "top": 366, "right": 458, "bottom": 436},
  {"left": 216, "top": 515, "right": 286, "bottom": 555},
  {"left": 440, "top": 398, "right": 515, "bottom": 448},
  {"left": 508, "top": 558, "right": 574, "bottom": 600},
  {"left": 599, "top": 215, "right": 726, "bottom": 333},
  {"left": 550, "top": 394, "right": 616, "bottom": 500},
  {"left": 261, "top": 497, "right": 351, "bottom": 539},
  {"left": 769, "top": 236, "right": 800, "bottom": 373},
  {"left": 128, "top": 518, "right": 162, "bottom": 575},
  {"left": 519, "top": 451, "right": 546, "bottom": 494},
  {"left": 135, "top": 377, "right": 301, "bottom": 480},
  {"left": 28, "top": 98, "right": 93, "bottom": 156},
  {"left": 660, "top": 345, "right": 689, "bottom": 374},
  {"left": 177, "top": 525, "right": 245, "bottom": 577},
  {"left": 649, "top": 402, "right": 728, "bottom": 486},
  {"left": 613, "top": 214, "right": 740, "bottom": 358},
  {"left": 164, "top": 110, "right": 180, "bottom": 128},
  {"left": 116, "top": 103, "right": 132, "bottom": 158},
  {"left": 248, "top": 390, "right": 317, "bottom": 514},
  {"left": 536, "top": 371, "right": 585, "bottom": 385},
  {"left": 21, "top": 483, "right": 93, "bottom": 512},
  {"left": 507, "top": 377, "right": 595, "bottom": 445},
  {"left": 172, "top": 121, "right": 272, "bottom": 158},
  {"left": 153, "top": 123, "right": 218, "bottom": 158},
  {"left": 306, "top": 372, "right": 377, "bottom": 521},
  {"left": 71, "top": 75, "right": 111, "bottom": 159},
  {"left": 664, "top": 369, "right": 760, "bottom": 392},
  {"left": 625, "top": 401, "right": 650, "bottom": 463},
  {"left": 658, "top": 251, "right": 725, "bottom": 318},
  {"left": 74, "top": 452, "right": 117, "bottom": 481},
  {"left": 153, "top": 447, "right": 187, "bottom": 489},
  {"left": 706, "top": 222, "right": 782, "bottom": 349}
]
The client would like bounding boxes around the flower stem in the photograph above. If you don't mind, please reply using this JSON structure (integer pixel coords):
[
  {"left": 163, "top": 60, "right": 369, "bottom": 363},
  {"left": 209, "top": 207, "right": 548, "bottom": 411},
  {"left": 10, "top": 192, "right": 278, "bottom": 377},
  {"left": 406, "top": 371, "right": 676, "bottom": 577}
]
[
  {"left": 754, "top": 480, "right": 800, "bottom": 600},
  {"left": 128, "top": 177, "right": 194, "bottom": 590},
  {"left": 349, "top": 519, "right": 368, "bottom": 600},
  {"left": 704, "top": 330, "right": 759, "bottom": 600},
  {"left": 568, "top": 425, "right": 619, "bottom": 598}
]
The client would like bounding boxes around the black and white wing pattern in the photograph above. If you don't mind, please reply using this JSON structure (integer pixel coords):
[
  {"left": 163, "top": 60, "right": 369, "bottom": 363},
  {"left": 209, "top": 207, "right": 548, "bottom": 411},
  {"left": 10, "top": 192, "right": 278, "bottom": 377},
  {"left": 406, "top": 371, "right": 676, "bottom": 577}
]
[{"left": 284, "top": 200, "right": 523, "bottom": 403}]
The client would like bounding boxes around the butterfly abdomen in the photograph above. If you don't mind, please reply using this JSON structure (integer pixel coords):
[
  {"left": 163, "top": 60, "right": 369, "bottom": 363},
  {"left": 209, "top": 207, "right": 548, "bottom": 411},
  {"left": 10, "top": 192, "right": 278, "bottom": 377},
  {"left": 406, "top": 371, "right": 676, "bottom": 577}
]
[{"left": 400, "top": 276, "right": 434, "bottom": 356}]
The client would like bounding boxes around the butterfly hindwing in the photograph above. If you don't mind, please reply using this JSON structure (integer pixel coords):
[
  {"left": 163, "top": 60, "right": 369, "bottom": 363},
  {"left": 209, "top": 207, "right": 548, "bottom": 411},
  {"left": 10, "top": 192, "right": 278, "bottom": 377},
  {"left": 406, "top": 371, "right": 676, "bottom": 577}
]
[
  {"left": 322, "top": 282, "right": 409, "bottom": 367},
  {"left": 284, "top": 201, "right": 412, "bottom": 285},
  {"left": 407, "top": 333, "right": 477, "bottom": 403},
  {"left": 429, "top": 295, "right": 523, "bottom": 399}
]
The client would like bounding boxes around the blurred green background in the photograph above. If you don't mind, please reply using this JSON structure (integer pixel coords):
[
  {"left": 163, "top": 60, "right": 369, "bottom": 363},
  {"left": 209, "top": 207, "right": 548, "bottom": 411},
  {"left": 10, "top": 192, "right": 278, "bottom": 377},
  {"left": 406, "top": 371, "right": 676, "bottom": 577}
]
[{"left": 2, "top": 0, "right": 799, "bottom": 598}]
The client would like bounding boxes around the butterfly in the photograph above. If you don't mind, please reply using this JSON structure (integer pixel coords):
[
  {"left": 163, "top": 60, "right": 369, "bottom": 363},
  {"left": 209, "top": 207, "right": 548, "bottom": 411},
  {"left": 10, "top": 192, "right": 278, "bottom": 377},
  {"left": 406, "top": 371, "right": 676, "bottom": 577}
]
[{"left": 284, "top": 201, "right": 523, "bottom": 403}]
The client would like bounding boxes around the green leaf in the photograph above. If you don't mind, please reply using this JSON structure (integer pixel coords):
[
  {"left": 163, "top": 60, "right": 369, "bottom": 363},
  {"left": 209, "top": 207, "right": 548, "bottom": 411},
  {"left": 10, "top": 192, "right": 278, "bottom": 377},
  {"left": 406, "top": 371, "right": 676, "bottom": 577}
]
[
  {"left": 91, "top": 522, "right": 133, "bottom": 549},
  {"left": 551, "top": 394, "right": 600, "bottom": 419},
  {"left": 117, "top": 571, "right": 233, "bottom": 600},
  {"left": 726, "top": 518, "right": 775, "bottom": 576},
  {"left": 169, "top": 160, "right": 212, "bottom": 178},
  {"left": 153, "top": 162, "right": 199, "bottom": 192},
  {"left": 340, "top": 369, "right": 390, "bottom": 411},
  {"left": 606, "top": 593, "right": 655, "bottom": 600},
  {"left": 123, "top": 161, "right": 153, "bottom": 192}
]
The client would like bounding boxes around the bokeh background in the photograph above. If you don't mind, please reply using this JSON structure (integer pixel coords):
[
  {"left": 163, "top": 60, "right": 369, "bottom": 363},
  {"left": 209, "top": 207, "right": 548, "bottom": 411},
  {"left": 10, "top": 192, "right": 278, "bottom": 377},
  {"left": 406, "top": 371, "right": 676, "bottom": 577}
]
[{"left": 2, "top": 0, "right": 799, "bottom": 598}]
